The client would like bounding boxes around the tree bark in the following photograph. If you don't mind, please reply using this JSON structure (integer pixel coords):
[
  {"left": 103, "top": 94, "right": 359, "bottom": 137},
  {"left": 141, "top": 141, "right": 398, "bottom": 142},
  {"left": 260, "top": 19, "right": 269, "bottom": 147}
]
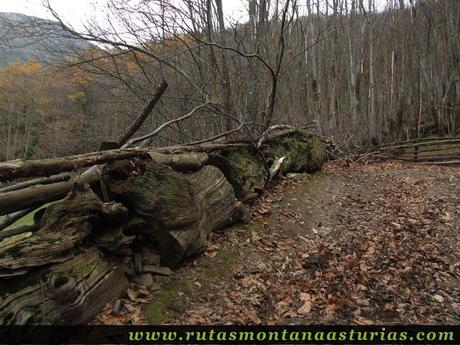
[
  {"left": 103, "top": 161, "right": 244, "bottom": 267},
  {"left": 0, "top": 207, "right": 36, "bottom": 231},
  {"left": 0, "top": 247, "right": 128, "bottom": 325},
  {"left": 0, "top": 187, "right": 127, "bottom": 273}
]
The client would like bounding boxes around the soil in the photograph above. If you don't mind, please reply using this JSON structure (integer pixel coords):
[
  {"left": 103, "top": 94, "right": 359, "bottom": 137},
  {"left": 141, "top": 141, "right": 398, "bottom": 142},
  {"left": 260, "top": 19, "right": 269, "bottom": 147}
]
[{"left": 97, "top": 161, "right": 460, "bottom": 325}]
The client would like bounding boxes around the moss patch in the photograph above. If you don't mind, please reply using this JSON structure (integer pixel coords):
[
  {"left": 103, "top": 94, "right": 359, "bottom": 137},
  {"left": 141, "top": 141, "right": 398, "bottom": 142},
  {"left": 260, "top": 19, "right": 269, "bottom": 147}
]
[
  {"left": 143, "top": 280, "right": 192, "bottom": 324},
  {"left": 142, "top": 248, "right": 240, "bottom": 324},
  {"left": 209, "top": 149, "right": 266, "bottom": 201},
  {"left": 263, "top": 130, "right": 324, "bottom": 173},
  {"left": 194, "top": 249, "right": 239, "bottom": 281}
]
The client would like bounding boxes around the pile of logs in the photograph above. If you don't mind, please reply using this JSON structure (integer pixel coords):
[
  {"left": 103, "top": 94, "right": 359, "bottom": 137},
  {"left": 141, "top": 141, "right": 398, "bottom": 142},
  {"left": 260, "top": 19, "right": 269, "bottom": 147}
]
[{"left": 0, "top": 126, "right": 324, "bottom": 325}]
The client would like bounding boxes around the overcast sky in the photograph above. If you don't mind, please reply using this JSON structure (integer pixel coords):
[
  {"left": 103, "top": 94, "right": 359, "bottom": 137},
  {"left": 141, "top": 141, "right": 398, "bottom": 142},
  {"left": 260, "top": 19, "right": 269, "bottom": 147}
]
[
  {"left": 0, "top": 0, "right": 390, "bottom": 31},
  {"left": 0, "top": 0, "right": 248, "bottom": 29}
]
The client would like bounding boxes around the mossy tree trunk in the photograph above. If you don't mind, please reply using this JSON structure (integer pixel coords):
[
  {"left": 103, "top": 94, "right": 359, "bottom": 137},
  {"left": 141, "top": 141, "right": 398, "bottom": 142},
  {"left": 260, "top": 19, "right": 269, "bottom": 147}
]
[
  {"left": 0, "top": 188, "right": 129, "bottom": 324},
  {"left": 0, "top": 127, "right": 324, "bottom": 325},
  {"left": 103, "top": 161, "right": 245, "bottom": 267}
]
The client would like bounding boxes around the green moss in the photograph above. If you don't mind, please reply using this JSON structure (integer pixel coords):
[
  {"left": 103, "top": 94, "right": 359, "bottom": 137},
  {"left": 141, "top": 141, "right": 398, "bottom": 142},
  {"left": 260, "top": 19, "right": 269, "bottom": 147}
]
[
  {"left": 263, "top": 131, "right": 319, "bottom": 173},
  {"left": 195, "top": 249, "right": 238, "bottom": 280},
  {"left": 222, "top": 149, "right": 266, "bottom": 200},
  {"left": 70, "top": 258, "right": 98, "bottom": 277},
  {"left": 306, "top": 137, "right": 324, "bottom": 171},
  {"left": 143, "top": 280, "right": 191, "bottom": 324},
  {"left": 142, "top": 249, "right": 239, "bottom": 324}
]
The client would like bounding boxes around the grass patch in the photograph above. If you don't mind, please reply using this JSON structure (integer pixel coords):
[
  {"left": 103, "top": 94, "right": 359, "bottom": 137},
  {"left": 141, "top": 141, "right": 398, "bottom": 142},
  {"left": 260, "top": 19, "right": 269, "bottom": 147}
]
[{"left": 0, "top": 202, "right": 54, "bottom": 230}]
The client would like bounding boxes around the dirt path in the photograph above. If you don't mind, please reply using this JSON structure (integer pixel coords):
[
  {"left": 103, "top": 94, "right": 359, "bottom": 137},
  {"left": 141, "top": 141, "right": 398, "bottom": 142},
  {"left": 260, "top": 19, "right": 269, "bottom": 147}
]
[{"left": 97, "top": 161, "right": 460, "bottom": 325}]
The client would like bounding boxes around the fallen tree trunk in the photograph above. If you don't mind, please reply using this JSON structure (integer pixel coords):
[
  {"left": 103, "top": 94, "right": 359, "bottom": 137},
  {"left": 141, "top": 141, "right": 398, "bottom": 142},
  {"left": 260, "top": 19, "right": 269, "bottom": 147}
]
[
  {"left": 0, "top": 186, "right": 128, "bottom": 275},
  {"left": 0, "top": 180, "right": 76, "bottom": 216},
  {"left": 0, "top": 152, "right": 210, "bottom": 216},
  {"left": 0, "top": 141, "right": 289, "bottom": 183},
  {"left": 103, "top": 160, "right": 244, "bottom": 267},
  {"left": 0, "top": 247, "right": 128, "bottom": 325},
  {"left": 0, "top": 150, "right": 149, "bottom": 182},
  {"left": 0, "top": 144, "right": 254, "bottom": 215},
  {"left": 0, "top": 128, "right": 322, "bottom": 216},
  {"left": 0, "top": 174, "right": 71, "bottom": 194},
  {"left": 0, "top": 126, "right": 324, "bottom": 325}
]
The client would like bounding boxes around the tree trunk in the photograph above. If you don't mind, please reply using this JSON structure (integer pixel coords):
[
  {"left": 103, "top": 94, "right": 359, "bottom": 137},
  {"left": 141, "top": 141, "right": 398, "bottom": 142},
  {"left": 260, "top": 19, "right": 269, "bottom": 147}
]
[
  {"left": 104, "top": 161, "right": 244, "bottom": 267},
  {"left": 0, "top": 127, "right": 324, "bottom": 325},
  {"left": 0, "top": 247, "right": 128, "bottom": 325}
]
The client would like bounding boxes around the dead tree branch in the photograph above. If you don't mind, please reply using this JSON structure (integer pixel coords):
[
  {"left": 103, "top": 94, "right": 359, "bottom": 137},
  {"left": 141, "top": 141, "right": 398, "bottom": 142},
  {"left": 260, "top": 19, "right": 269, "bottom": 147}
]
[
  {"left": 118, "top": 79, "right": 168, "bottom": 147},
  {"left": 0, "top": 174, "right": 71, "bottom": 193},
  {"left": 136, "top": 102, "right": 210, "bottom": 147}
]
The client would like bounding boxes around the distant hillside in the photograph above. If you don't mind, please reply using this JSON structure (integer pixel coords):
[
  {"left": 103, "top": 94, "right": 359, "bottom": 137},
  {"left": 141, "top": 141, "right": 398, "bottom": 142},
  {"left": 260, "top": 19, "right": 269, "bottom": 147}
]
[{"left": 0, "top": 12, "right": 90, "bottom": 67}]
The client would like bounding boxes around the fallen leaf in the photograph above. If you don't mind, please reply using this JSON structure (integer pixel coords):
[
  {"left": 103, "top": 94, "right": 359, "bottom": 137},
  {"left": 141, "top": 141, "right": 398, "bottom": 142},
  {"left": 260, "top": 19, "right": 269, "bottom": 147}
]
[
  {"left": 297, "top": 300, "right": 312, "bottom": 314},
  {"left": 433, "top": 294, "right": 445, "bottom": 303}
]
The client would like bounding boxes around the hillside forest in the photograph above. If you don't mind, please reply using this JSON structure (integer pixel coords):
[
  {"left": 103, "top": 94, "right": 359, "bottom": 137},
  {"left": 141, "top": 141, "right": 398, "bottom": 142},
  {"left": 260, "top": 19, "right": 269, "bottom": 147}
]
[{"left": 0, "top": 0, "right": 459, "bottom": 161}]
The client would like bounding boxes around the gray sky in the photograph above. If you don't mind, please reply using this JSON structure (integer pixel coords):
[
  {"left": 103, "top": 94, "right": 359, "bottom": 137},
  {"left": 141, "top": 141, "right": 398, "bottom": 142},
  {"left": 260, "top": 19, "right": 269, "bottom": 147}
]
[
  {"left": 0, "top": 0, "right": 390, "bottom": 30},
  {"left": 0, "top": 0, "right": 99, "bottom": 27},
  {"left": 0, "top": 0, "right": 248, "bottom": 29}
]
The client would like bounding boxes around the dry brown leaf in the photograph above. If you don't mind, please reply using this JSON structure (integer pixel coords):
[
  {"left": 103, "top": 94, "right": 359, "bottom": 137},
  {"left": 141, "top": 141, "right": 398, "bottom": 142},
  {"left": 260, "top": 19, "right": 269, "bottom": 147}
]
[
  {"left": 433, "top": 294, "right": 445, "bottom": 303},
  {"left": 297, "top": 300, "right": 312, "bottom": 314}
]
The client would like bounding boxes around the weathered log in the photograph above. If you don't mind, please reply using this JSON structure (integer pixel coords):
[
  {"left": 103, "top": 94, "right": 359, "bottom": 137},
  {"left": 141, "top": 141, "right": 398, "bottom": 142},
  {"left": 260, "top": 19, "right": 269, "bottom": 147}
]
[
  {"left": 0, "top": 247, "right": 128, "bottom": 325},
  {"left": 0, "top": 126, "right": 325, "bottom": 325},
  {"left": 208, "top": 148, "right": 267, "bottom": 202},
  {"left": 104, "top": 160, "right": 244, "bottom": 267},
  {"left": 0, "top": 126, "right": 320, "bottom": 183},
  {"left": 157, "top": 142, "right": 254, "bottom": 154},
  {"left": 0, "top": 149, "right": 149, "bottom": 182},
  {"left": 0, "top": 186, "right": 128, "bottom": 275},
  {"left": 0, "top": 174, "right": 71, "bottom": 193},
  {"left": 0, "top": 145, "right": 251, "bottom": 215},
  {"left": 147, "top": 152, "right": 209, "bottom": 171},
  {"left": 0, "top": 144, "right": 251, "bottom": 186},
  {"left": 0, "top": 186, "right": 130, "bottom": 325},
  {"left": 0, "top": 128, "right": 324, "bottom": 215},
  {"left": 0, "top": 180, "right": 74, "bottom": 216}
]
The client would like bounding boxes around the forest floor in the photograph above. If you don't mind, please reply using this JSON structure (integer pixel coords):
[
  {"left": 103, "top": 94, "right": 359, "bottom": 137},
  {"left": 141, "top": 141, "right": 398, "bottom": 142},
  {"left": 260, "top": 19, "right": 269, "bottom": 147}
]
[{"left": 95, "top": 161, "right": 460, "bottom": 325}]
